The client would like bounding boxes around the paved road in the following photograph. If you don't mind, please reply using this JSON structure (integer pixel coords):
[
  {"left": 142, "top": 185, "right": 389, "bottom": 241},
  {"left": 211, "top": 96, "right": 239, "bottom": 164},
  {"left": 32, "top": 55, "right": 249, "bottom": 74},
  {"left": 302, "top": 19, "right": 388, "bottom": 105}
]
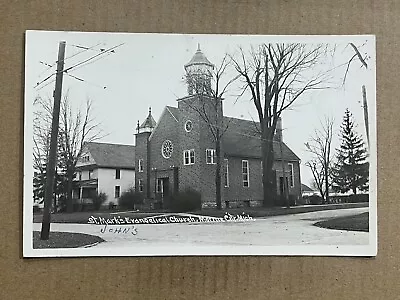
[{"left": 32, "top": 207, "right": 369, "bottom": 248}]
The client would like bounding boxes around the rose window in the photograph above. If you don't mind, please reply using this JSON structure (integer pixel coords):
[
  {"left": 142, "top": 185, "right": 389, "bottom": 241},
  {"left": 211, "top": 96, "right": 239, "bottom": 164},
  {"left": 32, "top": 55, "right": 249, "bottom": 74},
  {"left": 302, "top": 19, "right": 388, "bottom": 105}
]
[{"left": 161, "top": 140, "right": 173, "bottom": 159}]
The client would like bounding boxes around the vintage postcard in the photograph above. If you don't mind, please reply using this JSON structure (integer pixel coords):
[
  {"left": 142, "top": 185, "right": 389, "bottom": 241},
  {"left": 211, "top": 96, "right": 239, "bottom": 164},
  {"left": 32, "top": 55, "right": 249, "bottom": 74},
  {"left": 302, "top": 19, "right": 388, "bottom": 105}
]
[{"left": 23, "top": 31, "right": 377, "bottom": 257}]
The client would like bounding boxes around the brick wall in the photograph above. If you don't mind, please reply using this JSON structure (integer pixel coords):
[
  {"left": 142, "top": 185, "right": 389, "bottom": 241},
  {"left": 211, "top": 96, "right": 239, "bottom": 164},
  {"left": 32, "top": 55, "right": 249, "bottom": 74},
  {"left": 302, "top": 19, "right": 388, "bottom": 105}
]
[
  {"left": 139, "top": 98, "right": 302, "bottom": 208},
  {"left": 273, "top": 160, "right": 302, "bottom": 202},
  {"left": 148, "top": 108, "right": 179, "bottom": 201},
  {"left": 178, "top": 95, "right": 224, "bottom": 206},
  {"left": 224, "top": 156, "right": 263, "bottom": 205},
  {"left": 135, "top": 131, "right": 150, "bottom": 197}
]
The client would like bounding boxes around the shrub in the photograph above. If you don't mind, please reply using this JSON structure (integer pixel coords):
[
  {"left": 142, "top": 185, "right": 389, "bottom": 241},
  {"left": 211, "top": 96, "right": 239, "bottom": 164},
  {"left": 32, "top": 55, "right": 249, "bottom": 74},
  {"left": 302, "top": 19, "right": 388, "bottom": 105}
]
[
  {"left": 273, "top": 194, "right": 296, "bottom": 207},
  {"left": 170, "top": 188, "right": 202, "bottom": 212},
  {"left": 118, "top": 187, "right": 144, "bottom": 210},
  {"left": 343, "top": 194, "right": 369, "bottom": 203},
  {"left": 92, "top": 192, "right": 108, "bottom": 211},
  {"left": 309, "top": 195, "right": 323, "bottom": 205},
  {"left": 108, "top": 201, "right": 116, "bottom": 210}
]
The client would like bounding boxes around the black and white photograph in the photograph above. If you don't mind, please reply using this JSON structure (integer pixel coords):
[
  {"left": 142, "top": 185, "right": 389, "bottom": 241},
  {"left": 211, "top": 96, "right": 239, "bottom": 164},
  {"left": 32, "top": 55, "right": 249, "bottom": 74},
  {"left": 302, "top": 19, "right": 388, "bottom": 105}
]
[{"left": 23, "top": 31, "right": 376, "bottom": 257}]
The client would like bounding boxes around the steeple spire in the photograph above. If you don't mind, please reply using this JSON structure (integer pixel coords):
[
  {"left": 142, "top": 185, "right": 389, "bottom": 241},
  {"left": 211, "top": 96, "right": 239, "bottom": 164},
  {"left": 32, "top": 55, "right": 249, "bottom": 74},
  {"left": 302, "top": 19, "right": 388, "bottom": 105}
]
[{"left": 137, "top": 107, "right": 157, "bottom": 133}]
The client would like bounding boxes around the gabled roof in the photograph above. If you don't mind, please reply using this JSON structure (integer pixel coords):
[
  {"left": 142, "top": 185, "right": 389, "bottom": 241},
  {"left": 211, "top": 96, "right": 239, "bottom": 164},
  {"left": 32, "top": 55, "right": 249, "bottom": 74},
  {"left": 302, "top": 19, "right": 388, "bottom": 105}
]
[
  {"left": 85, "top": 142, "right": 135, "bottom": 169},
  {"left": 222, "top": 116, "right": 300, "bottom": 161},
  {"left": 162, "top": 106, "right": 300, "bottom": 161},
  {"left": 301, "top": 183, "right": 314, "bottom": 192}
]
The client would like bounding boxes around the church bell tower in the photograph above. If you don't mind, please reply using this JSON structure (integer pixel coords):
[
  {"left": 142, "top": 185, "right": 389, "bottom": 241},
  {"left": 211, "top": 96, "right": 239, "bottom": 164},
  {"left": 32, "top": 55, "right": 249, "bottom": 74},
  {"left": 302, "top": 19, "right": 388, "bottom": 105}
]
[{"left": 184, "top": 44, "right": 214, "bottom": 95}]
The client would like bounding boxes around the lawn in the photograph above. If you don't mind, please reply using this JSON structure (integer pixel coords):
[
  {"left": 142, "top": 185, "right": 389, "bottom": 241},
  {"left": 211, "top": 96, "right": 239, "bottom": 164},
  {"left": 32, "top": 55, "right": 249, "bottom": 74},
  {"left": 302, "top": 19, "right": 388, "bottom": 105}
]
[
  {"left": 314, "top": 212, "right": 369, "bottom": 232},
  {"left": 33, "top": 231, "right": 104, "bottom": 249}
]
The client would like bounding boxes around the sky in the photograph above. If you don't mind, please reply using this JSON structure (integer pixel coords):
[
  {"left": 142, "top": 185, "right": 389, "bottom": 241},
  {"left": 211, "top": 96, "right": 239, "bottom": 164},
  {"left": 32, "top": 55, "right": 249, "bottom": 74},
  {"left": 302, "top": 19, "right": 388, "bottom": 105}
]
[{"left": 25, "top": 31, "right": 376, "bottom": 187}]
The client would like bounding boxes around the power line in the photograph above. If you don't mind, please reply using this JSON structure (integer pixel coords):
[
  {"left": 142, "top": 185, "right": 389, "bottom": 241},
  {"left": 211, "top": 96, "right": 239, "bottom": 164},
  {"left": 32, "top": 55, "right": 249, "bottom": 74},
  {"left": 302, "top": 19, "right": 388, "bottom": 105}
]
[
  {"left": 64, "top": 42, "right": 103, "bottom": 62},
  {"left": 34, "top": 43, "right": 123, "bottom": 89},
  {"left": 34, "top": 73, "right": 55, "bottom": 89},
  {"left": 66, "top": 51, "right": 113, "bottom": 74},
  {"left": 36, "top": 79, "right": 56, "bottom": 91},
  {"left": 37, "top": 43, "right": 104, "bottom": 78},
  {"left": 63, "top": 43, "right": 124, "bottom": 73},
  {"left": 65, "top": 73, "right": 107, "bottom": 89}
]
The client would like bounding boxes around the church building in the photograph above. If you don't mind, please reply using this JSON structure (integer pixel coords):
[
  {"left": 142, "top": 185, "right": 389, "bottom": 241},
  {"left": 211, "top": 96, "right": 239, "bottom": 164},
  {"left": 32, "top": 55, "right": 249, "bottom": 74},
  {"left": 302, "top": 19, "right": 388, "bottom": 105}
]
[{"left": 135, "top": 46, "right": 301, "bottom": 209}]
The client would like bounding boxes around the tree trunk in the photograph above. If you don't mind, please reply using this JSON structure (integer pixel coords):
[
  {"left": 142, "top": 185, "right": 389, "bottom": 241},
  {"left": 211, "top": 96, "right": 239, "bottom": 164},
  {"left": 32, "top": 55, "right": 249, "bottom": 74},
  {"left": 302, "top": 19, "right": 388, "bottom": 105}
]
[
  {"left": 353, "top": 186, "right": 357, "bottom": 195},
  {"left": 261, "top": 129, "right": 275, "bottom": 207},
  {"left": 66, "top": 167, "right": 74, "bottom": 213},
  {"left": 324, "top": 169, "right": 329, "bottom": 204},
  {"left": 215, "top": 137, "right": 222, "bottom": 210}
]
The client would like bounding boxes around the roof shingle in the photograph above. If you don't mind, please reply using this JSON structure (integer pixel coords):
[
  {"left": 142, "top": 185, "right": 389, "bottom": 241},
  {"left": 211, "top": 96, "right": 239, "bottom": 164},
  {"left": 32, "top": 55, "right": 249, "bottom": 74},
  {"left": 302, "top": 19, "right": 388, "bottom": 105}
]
[
  {"left": 222, "top": 116, "right": 300, "bottom": 161},
  {"left": 165, "top": 106, "right": 299, "bottom": 161},
  {"left": 86, "top": 142, "right": 135, "bottom": 169}
]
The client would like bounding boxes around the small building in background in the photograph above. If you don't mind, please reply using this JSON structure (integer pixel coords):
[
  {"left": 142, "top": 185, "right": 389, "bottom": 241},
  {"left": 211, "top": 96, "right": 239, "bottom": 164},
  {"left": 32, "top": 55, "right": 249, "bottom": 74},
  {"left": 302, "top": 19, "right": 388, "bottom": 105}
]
[{"left": 73, "top": 142, "right": 135, "bottom": 207}]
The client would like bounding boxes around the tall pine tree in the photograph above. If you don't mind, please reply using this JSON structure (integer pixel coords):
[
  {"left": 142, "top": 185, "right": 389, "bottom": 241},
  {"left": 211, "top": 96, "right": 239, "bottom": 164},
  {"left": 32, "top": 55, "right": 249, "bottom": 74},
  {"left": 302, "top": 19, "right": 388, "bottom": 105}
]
[{"left": 332, "top": 109, "right": 369, "bottom": 194}]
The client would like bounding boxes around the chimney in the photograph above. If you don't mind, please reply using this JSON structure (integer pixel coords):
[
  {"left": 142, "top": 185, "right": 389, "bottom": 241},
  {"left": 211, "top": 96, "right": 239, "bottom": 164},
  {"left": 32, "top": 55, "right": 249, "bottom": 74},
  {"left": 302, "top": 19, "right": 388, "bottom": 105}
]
[{"left": 275, "top": 117, "right": 283, "bottom": 142}]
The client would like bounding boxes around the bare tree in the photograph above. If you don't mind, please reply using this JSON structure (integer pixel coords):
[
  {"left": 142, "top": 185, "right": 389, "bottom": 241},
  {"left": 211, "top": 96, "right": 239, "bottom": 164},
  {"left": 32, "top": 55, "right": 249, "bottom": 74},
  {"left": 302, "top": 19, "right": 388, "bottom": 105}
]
[
  {"left": 232, "top": 43, "right": 332, "bottom": 206},
  {"left": 183, "top": 53, "right": 239, "bottom": 209},
  {"left": 305, "top": 117, "right": 334, "bottom": 203},
  {"left": 59, "top": 93, "right": 104, "bottom": 212},
  {"left": 33, "top": 91, "right": 104, "bottom": 212},
  {"left": 33, "top": 98, "right": 52, "bottom": 173},
  {"left": 33, "top": 97, "right": 52, "bottom": 204}
]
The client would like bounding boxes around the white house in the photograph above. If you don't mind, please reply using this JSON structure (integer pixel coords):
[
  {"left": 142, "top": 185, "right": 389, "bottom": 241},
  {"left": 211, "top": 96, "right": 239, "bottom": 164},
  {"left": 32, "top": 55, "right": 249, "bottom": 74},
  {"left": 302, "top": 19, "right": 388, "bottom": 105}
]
[
  {"left": 301, "top": 183, "right": 318, "bottom": 197},
  {"left": 73, "top": 142, "right": 135, "bottom": 206}
]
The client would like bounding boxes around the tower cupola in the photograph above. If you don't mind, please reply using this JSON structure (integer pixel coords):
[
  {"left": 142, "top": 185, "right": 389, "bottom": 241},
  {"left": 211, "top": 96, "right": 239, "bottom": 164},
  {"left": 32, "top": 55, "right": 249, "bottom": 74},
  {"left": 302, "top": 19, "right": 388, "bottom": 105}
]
[
  {"left": 137, "top": 107, "right": 156, "bottom": 133},
  {"left": 184, "top": 44, "right": 214, "bottom": 95}
]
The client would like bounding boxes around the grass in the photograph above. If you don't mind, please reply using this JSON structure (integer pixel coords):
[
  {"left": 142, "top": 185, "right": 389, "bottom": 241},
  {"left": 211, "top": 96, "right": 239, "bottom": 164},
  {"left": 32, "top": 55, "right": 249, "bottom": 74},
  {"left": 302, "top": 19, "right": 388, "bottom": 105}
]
[
  {"left": 314, "top": 212, "right": 369, "bottom": 232},
  {"left": 33, "top": 231, "right": 104, "bottom": 249},
  {"left": 33, "top": 202, "right": 368, "bottom": 224}
]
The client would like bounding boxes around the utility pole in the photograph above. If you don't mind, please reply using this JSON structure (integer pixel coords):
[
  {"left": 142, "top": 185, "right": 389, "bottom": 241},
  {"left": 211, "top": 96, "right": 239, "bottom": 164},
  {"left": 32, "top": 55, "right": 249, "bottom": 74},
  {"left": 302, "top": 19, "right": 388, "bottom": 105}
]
[
  {"left": 362, "top": 85, "right": 370, "bottom": 149},
  {"left": 40, "top": 41, "right": 66, "bottom": 240}
]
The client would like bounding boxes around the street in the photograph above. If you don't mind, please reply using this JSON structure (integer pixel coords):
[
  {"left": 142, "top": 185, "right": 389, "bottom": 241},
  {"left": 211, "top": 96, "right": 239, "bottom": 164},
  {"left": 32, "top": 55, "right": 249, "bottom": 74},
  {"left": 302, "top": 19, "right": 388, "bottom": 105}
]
[{"left": 32, "top": 207, "right": 369, "bottom": 249}]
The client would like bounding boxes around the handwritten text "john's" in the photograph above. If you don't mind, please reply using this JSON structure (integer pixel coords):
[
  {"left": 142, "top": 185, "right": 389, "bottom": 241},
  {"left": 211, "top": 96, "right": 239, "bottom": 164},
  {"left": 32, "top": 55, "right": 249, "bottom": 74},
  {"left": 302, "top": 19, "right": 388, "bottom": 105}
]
[{"left": 100, "top": 225, "right": 137, "bottom": 235}]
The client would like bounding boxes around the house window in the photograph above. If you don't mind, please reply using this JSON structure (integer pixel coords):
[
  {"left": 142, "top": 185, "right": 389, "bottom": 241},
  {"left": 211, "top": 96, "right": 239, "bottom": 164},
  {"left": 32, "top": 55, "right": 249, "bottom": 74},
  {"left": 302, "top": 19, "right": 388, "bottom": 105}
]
[
  {"left": 115, "top": 169, "right": 121, "bottom": 179},
  {"left": 138, "top": 179, "right": 144, "bottom": 192},
  {"left": 82, "top": 155, "right": 90, "bottom": 163},
  {"left": 242, "top": 160, "right": 249, "bottom": 187},
  {"left": 79, "top": 171, "right": 82, "bottom": 181},
  {"left": 288, "top": 163, "right": 294, "bottom": 187},
  {"left": 89, "top": 170, "right": 93, "bottom": 179},
  {"left": 138, "top": 159, "right": 144, "bottom": 172},
  {"left": 206, "top": 149, "right": 216, "bottom": 164},
  {"left": 114, "top": 186, "right": 120, "bottom": 198},
  {"left": 183, "top": 149, "right": 195, "bottom": 165},
  {"left": 224, "top": 159, "right": 229, "bottom": 187}
]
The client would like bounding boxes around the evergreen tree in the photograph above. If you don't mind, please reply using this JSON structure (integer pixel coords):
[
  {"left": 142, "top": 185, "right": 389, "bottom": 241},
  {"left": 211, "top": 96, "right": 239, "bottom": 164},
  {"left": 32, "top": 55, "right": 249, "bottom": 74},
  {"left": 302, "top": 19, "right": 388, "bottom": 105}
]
[{"left": 332, "top": 109, "right": 369, "bottom": 194}]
